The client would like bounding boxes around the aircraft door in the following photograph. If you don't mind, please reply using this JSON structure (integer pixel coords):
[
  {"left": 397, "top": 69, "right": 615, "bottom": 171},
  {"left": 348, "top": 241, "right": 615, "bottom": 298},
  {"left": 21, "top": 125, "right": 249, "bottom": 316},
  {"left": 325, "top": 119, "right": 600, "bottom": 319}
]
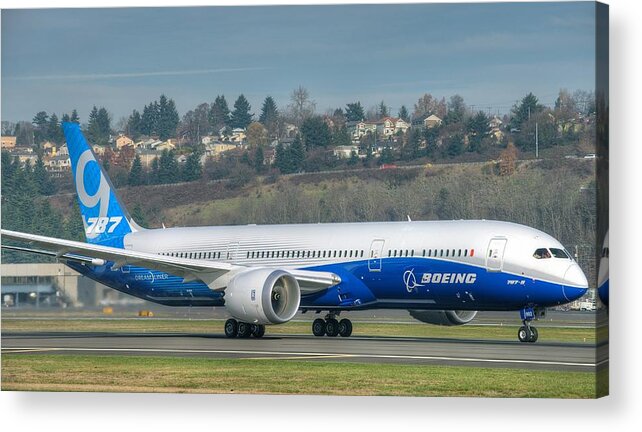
[
  {"left": 226, "top": 242, "right": 240, "bottom": 262},
  {"left": 486, "top": 237, "right": 507, "bottom": 272},
  {"left": 368, "top": 239, "right": 385, "bottom": 272}
]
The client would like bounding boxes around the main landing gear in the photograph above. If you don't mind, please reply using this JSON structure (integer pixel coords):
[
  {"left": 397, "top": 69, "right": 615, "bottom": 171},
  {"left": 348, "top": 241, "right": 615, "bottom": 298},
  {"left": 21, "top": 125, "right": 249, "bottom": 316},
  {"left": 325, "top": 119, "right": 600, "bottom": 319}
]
[
  {"left": 517, "top": 307, "right": 542, "bottom": 343},
  {"left": 312, "top": 313, "right": 353, "bottom": 337},
  {"left": 224, "top": 318, "right": 265, "bottom": 338}
]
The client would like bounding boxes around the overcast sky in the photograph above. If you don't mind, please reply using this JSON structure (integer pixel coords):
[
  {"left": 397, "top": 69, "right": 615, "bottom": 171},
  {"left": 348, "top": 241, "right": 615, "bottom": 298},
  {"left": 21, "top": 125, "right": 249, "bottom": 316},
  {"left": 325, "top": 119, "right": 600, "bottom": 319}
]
[{"left": 1, "top": 2, "right": 597, "bottom": 124}]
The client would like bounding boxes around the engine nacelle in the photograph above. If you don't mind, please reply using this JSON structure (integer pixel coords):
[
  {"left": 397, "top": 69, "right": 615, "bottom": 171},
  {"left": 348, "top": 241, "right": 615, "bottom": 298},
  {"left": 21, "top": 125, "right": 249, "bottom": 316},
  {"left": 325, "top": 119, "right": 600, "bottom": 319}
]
[
  {"left": 225, "top": 268, "right": 301, "bottom": 325},
  {"left": 408, "top": 309, "right": 477, "bottom": 326}
]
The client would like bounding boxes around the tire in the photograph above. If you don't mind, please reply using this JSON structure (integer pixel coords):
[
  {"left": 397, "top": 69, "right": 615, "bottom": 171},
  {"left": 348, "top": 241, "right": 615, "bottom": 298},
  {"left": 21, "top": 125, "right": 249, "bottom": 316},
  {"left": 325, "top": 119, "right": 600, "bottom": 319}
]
[
  {"left": 325, "top": 318, "right": 339, "bottom": 337},
  {"left": 253, "top": 324, "right": 266, "bottom": 338},
  {"left": 312, "top": 318, "right": 326, "bottom": 336},
  {"left": 528, "top": 327, "right": 539, "bottom": 343},
  {"left": 238, "top": 322, "right": 252, "bottom": 338},
  {"left": 224, "top": 319, "right": 238, "bottom": 338},
  {"left": 518, "top": 326, "right": 529, "bottom": 343},
  {"left": 339, "top": 319, "right": 353, "bottom": 337}
]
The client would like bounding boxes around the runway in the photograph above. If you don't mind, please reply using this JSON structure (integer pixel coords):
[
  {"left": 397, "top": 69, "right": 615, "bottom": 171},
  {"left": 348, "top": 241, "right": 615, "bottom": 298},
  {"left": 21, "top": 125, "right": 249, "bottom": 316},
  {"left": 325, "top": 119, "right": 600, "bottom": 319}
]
[{"left": 2, "top": 331, "right": 608, "bottom": 372}]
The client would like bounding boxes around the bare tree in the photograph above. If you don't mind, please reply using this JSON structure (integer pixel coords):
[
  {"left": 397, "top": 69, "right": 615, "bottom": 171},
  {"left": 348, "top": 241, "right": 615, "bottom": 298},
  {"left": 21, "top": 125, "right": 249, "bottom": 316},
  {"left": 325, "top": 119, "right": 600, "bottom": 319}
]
[{"left": 288, "top": 86, "right": 316, "bottom": 127}]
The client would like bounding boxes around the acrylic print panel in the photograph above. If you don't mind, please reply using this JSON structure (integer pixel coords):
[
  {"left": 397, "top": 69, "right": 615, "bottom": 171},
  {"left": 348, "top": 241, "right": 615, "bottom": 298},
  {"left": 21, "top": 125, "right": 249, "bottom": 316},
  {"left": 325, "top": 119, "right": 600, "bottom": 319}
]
[{"left": 0, "top": 1, "right": 608, "bottom": 398}]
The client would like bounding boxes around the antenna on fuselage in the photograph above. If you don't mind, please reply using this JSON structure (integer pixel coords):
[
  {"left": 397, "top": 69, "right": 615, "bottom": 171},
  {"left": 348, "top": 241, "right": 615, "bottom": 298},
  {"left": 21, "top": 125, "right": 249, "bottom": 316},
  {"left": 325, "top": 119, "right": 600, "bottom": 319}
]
[{"left": 407, "top": 215, "right": 412, "bottom": 222}]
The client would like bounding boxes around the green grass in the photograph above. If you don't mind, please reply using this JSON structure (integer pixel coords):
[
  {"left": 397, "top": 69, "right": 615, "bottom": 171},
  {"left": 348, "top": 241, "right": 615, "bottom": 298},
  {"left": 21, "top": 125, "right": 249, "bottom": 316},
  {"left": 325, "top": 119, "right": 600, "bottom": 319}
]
[
  {"left": 1, "top": 354, "right": 599, "bottom": 397},
  {"left": 1, "top": 318, "right": 596, "bottom": 343}
]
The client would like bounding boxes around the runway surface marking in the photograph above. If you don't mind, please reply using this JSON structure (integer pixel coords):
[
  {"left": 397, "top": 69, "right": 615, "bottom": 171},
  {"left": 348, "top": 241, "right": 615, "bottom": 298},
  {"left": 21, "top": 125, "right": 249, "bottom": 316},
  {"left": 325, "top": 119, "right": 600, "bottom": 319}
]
[{"left": 1, "top": 346, "right": 606, "bottom": 368}]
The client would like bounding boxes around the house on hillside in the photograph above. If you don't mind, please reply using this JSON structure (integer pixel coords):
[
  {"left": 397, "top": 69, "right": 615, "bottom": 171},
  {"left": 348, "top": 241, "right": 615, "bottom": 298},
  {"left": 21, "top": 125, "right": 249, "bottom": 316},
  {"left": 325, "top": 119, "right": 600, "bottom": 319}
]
[
  {"left": 136, "top": 149, "right": 159, "bottom": 168},
  {"left": 375, "top": 117, "right": 410, "bottom": 138},
  {"left": 44, "top": 155, "right": 71, "bottom": 173},
  {"left": 333, "top": 145, "right": 359, "bottom": 159},
  {"left": 423, "top": 114, "right": 443, "bottom": 129},
  {"left": 1, "top": 136, "right": 16, "bottom": 150},
  {"left": 205, "top": 143, "right": 238, "bottom": 160},
  {"left": 347, "top": 121, "right": 377, "bottom": 143},
  {"left": 115, "top": 135, "right": 134, "bottom": 149}
]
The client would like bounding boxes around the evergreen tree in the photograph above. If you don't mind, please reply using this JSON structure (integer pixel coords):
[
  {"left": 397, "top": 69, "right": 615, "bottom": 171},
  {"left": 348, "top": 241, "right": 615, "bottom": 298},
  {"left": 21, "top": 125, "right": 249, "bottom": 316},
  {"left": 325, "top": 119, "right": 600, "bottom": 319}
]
[
  {"left": 182, "top": 150, "right": 203, "bottom": 182},
  {"left": 70, "top": 109, "right": 80, "bottom": 124},
  {"left": 275, "top": 142, "right": 289, "bottom": 173},
  {"left": 158, "top": 94, "right": 179, "bottom": 140},
  {"left": 254, "top": 146, "right": 265, "bottom": 173},
  {"left": 47, "top": 113, "right": 63, "bottom": 144},
  {"left": 300, "top": 116, "right": 331, "bottom": 149},
  {"left": 347, "top": 150, "right": 359, "bottom": 166},
  {"left": 289, "top": 135, "right": 305, "bottom": 171},
  {"left": 32, "top": 111, "right": 49, "bottom": 144},
  {"left": 130, "top": 204, "right": 149, "bottom": 228},
  {"left": 128, "top": 154, "right": 144, "bottom": 186},
  {"left": 379, "top": 146, "right": 394, "bottom": 164},
  {"left": 230, "top": 94, "right": 253, "bottom": 129},
  {"left": 331, "top": 125, "right": 352, "bottom": 147},
  {"left": 466, "top": 111, "right": 490, "bottom": 153},
  {"left": 127, "top": 110, "right": 142, "bottom": 141},
  {"left": 158, "top": 149, "right": 179, "bottom": 183},
  {"left": 33, "top": 155, "right": 55, "bottom": 195},
  {"left": 510, "top": 92, "right": 542, "bottom": 130},
  {"left": 398, "top": 105, "right": 409, "bottom": 122},
  {"left": 378, "top": 101, "right": 389, "bottom": 118},
  {"left": 345, "top": 102, "right": 365, "bottom": 122},
  {"left": 61, "top": 113, "right": 71, "bottom": 123},
  {"left": 209, "top": 95, "right": 230, "bottom": 133},
  {"left": 259, "top": 96, "right": 279, "bottom": 136},
  {"left": 150, "top": 157, "right": 160, "bottom": 184}
]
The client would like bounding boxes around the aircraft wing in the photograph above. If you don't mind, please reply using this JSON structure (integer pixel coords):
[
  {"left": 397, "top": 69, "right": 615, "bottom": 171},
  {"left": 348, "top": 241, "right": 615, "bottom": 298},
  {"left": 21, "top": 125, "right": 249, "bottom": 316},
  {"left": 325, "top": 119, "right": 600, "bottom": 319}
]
[{"left": 1, "top": 229, "right": 340, "bottom": 294}]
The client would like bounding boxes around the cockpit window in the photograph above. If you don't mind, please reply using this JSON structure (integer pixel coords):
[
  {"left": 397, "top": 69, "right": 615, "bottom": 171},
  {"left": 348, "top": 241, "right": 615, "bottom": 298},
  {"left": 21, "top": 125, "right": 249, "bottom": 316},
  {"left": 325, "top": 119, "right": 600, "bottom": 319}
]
[
  {"left": 550, "top": 248, "right": 570, "bottom": 259},
  {"left": 533, "top": 248, "right": 551, "bottom": 259}
]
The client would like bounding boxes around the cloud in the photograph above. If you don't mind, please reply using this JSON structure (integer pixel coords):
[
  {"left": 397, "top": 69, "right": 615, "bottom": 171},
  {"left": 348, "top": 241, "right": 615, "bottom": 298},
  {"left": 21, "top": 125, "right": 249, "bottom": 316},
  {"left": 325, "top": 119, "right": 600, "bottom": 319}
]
[{"left": 6, "top": 66, "right": 273, "bottom": 81}]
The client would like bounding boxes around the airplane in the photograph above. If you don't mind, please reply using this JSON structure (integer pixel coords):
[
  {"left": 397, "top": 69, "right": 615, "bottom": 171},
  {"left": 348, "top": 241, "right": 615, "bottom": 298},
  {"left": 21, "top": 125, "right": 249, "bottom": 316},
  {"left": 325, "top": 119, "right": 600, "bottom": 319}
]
[{"left": 0, "top": 122, "right": 589, "bottom": 343}]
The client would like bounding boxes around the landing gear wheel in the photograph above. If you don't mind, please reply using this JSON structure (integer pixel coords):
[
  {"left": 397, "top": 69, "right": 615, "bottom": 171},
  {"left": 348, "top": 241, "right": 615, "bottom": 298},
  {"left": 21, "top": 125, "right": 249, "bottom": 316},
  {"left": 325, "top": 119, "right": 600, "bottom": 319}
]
[
  {"left": 224, "top": 319, "right": 238, "bottom": 338},
  {"left": 237, "top": 322, "right": 252, "bottom": 338},
  {"left": 325, "top": 318, "right": 339, "bottom": 337},
  {"left": 518, "top": 326, "right": 529, "bottom": 343},
  {"left": 528, "top": 327, "right": 538, "bottom": 343},
  {"left": 339, "top": 319, "right": 353, "bottom": 337},
  {"left": 312, "top": 318, "right": 326, "bottom": 336},
  {"left": 252, "top": 324, "right": 266, "bottom": 338}
]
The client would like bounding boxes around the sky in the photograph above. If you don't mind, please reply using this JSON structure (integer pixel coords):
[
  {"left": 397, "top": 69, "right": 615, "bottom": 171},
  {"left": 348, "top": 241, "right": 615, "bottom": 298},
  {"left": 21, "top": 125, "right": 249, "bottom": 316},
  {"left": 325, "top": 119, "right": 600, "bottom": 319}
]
[{"left": 1, "top": 2, "right": 597, "bottom": 124}]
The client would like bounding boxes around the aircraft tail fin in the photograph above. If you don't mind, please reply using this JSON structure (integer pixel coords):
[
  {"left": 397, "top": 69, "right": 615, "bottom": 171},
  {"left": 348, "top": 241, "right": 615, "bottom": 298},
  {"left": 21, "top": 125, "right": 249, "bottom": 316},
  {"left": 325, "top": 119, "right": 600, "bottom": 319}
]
[{"left": 62, "top": 122, "right": 143, "bottom": 248}]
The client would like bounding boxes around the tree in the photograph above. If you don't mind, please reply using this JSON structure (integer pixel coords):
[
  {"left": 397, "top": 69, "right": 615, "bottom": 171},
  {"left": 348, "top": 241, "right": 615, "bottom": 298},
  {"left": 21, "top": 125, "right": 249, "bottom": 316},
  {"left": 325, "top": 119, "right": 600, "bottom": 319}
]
[
  {"left": 331, "top": 125, "right": 352, "bottom": 147},
  {"left": 179, "top": 103, "right": 210, "bottom": 145},
  {"left": 378, "top": 101, "right": 389, "bottom": 118},
  {"left": 128, "top": 154, "right": 145, "bottom": 186},
  {"left": 61, "top": 113, "right": 71, "bottom": 123},
  {"left": 47, "top": 113, "right": 63, "bottom": 144},
  {"left": 70, "top": 109, "right": 80, "bottom": 124},
  {"left": 498, "top": 142, "right": 518, "bottom": 176},
  {"left": 126, "top": 110, "right": 142, "bottom": 141},
  {"left": 88, "top": 106, "right": 111, "bottom": 145},
  {"left": 182, "top": 149, "right": 203, "bottom": 182},
  {"left": 288, "top": 86, "right": 316, "bottom": 127},
  {"left": 444, "top": 95, "right": 466, "bottom": 125},
  {"left": 158, "top": 149, "right": 179, "bottom": 183},
  {"left": 254, "top": 146, "right": 265, "bottom": 173},
  {"left": 345, "top": 102, "right": 365, "bottom": 122},
  {"left": 466, "top": 111, "right": 490, "bottom": 153},
  {"left": 158, "top": 95, "right": 180, "bottom": 140},
  {"left": 32, "top": 111, "right": 49, "bottom": 144},
  {"left": 289, "top": 135, "right": 305, "bottom": 172},
  {"left": 209, "top": 95, "right": 230, "bottom": 132},
  {"left": 300, "top": 116, "right": 331, "bottom": 149},
  {"left": 347, "top": 150, "right": 359, "bottom": 166},
  {"left": 445, "top": 133, "right": 465, "bottom": 157},
  {"left": 510, "top": 92, "right": 543, "bottom": 130},
  {"left": 259, "top": 96, "right": 279, "bottom": 137},
  {"left": 33, "top": 155, "right": 56, "bottom": 195},
  {"left": 398, "top": 105, "right": 409, "bottom": 122},
  {"left": 230, "top": 94, "right": 253, "bottom": 129},
  {"left": 246, "top": 122, "right": 268, "bottom": 148}
]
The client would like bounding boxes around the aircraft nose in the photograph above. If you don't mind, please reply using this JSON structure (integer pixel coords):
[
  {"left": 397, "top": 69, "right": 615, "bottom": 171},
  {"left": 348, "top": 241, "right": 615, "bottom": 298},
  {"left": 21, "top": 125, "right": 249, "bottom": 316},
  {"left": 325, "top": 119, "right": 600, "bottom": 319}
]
[{"left": 562, "top": 264, "right": 589, "bottom": 301}]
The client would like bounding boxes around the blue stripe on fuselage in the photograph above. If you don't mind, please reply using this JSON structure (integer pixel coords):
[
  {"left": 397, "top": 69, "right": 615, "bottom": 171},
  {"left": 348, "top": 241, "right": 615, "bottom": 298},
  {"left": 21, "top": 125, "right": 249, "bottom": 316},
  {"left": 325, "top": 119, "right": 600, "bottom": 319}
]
[{"left": 66, "top": 256, "right": 573, "bottom": 310}]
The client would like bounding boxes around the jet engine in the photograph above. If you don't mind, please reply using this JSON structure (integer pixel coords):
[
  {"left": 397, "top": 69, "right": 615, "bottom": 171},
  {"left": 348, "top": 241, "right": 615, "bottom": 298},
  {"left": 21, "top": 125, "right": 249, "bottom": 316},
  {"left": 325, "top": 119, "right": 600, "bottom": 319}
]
[
  {"left": 225, "top": 268, "right": 301, "bottom": 325},
  {"left": 408, "top": 310, "right": 477, "bottom": 326}
]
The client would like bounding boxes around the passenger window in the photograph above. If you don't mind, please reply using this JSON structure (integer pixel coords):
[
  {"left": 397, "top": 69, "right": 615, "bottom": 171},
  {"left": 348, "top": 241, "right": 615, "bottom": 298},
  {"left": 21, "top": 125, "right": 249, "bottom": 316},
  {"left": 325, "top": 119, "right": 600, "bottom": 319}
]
[
  {"left": 464, "top": 249, "right": 468, "bottom": 257},
  {"left": 445, "top": 250, "right": 449, "bottom": 257},
  {"left": 458, "top": 249, "right": 462, "bottom": 257},
  {"left": 360, "top": 250, "right": 364, "bottom": 257},
  {"left": 533, "top": 248, "right": 551, "bottom": 259}
]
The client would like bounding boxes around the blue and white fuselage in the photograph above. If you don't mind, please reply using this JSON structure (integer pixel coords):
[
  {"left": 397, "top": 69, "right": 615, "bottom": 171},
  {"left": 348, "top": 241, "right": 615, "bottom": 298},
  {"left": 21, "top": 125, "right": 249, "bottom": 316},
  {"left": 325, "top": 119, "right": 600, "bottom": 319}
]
[{"left": 67, "top": 219, "right": 587, "bottom": 312}]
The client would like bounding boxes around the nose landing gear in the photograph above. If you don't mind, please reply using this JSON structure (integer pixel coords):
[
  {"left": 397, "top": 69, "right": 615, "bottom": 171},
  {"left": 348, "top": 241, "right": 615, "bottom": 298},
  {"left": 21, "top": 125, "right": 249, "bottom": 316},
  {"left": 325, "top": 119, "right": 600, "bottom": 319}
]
[{"left": 517, "top": 307, "right": 544, "bottom": 343}]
